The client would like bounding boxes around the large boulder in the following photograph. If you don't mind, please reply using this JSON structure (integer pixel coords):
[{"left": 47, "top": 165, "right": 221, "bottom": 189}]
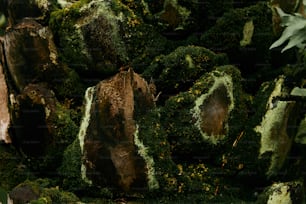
[
  {"left": 9, "top": 179, "right": 80, "bottom": 204},
  {"left": 11, "top": 83, "right": 79, "bottom": 172},
  {"left": 61, "top": 68, "right": 156, "bottom": 192},
  {"left": 2, "top": 18, "right": 85, "bottom": 100},
  {"left": 49, "top": 0, "right": 169, "bottom": 76},
  {"left": 256, "top": 180, "right": 304, "bottom": 204},
  {"left": 161, "top": 65, "right": 246, "bottom": 161},
  {"left": 227, "top": 76, "right": 302, "bottom": 187},
  {"left": 3, "top": 19, "right": 59, "bottom": 91}
]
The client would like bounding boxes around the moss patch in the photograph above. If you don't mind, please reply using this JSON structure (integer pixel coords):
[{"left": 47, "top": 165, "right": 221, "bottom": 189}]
[{"left": 143, "top": 45, "right": 228, "bottom": 98}]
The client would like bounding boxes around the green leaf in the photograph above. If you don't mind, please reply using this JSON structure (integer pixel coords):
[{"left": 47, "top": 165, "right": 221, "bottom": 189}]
[
  {"left": 0, "top": 187, "right": 8, "bottom": 204},
  {"left": 270, "top": 7, "right": 306, "bottom": 52}
]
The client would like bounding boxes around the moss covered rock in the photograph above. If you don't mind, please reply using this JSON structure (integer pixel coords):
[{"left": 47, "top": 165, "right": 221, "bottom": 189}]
[
  {"left": 226, "top": 76, "right": 302, "bottom": 189},
  {"left": 49, "top": 0, "right": 170, "bottom": 76},
  {"left": 161, "top": 65, "right": 246, "bottom": 162},
  {"left": 9, "top": 179, "right": 80, "bottom": 204},
  {"left": 0, "top": 145, "right": 34, "bottom": 190},
  {"left": 143, "top": 45, "right": 228, "bottom": 98},
  {"left": 199, "top": 2, "right": 278, "bottom": 90},
  {"left": 11, "top": 83, "right": 79, "bottom": 174},
  {"left": 256, "top": 180, "right": 304, "bottom": 204}
]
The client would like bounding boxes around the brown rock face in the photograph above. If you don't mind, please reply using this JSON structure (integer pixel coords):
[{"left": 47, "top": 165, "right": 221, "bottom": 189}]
[
  {"left": 9, "top": 183, "right": 40, "bottom": 204},
  {"left": 199, "top": 84, "right": 231, "bottom": 136},
  {"left": 0, "top": 39, "right": 11, "bottom": 143},
  {"left": 82, "top": 68, "right": 155, "bottom": 191},
  {"left": 4, "top": 19, "right": 59, "bottom": 91},
  {"left": 13, "top": 83, "right": 57, "bottom": 156}
]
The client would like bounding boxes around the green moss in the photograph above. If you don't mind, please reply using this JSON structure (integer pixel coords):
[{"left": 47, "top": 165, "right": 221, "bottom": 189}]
[
  {"left": 52, "top": 65, "right": 86, "bottom": 101},
  {"left": 0, "top": 146, "right": 34, "bottom": 190},
  {"left": 49, "top": 0, "right": 130, "bottom": 76},
  {"left": 58, "top": 138, "right": 88, "bottom": 192},
  {"left": 135, "top": 108, "right": 178, "bottom": 194},
  {"left": 24, "top": 101, "right": 79, "bottom": 174},
  {"left": 122, "top": 22, "right": 169, "bottom": 73},
  {"left": 161, "top": 65, "right": 245, "bottom": 159},
  {"left": 226, "top": 78, "right": 284, "bottom": 183},
  {"left": 143, "top": 45, "right": 228, "bottom": 97},
  {"left": 11, "top": 179, "right": 79, "bottom": 204},
  {"left": 135, "top": 66, "right": 247, "bottom": 200},
  {"left": 49, "top": 5, "right": 91, "bottom": 74},
  {"left": 199, "top": 2, "right": 275, "bottom": 84},
  {"left": 178, "top": 0, "right": 233, "bottom": 31},
  {"left": 33, "top": 187, "right": 80, "bottom": 204}
]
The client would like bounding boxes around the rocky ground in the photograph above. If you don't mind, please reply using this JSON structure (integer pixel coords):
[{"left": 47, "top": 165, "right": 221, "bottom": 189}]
[{"left": 0, "top": 0, "right": 306, "bottom": 203}]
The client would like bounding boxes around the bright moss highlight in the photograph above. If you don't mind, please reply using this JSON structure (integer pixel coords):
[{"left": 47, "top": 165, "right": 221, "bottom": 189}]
[
  {"left": 134, "top": 124, "right": 159, "bottom": 190},
  {"left": 254, "top": 77, "right": 296, "bottom": 177}
]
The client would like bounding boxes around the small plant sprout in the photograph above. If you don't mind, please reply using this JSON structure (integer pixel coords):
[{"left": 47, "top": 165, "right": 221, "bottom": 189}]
[{"left": 270, "top": 6, "right": 306, "bottom": 52}]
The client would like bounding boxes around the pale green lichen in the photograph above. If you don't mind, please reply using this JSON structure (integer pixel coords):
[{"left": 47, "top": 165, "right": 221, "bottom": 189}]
[
  {"left": 0, "top": 14, "right": 6, "bottom": 28},
  {"left": 295, "top": 115, "right": 306, "bottom": 144},
  {"left": 290, "top": 87, "right": 306, "bottom": 96},
  {"left": 190, "top": 73, "right": 234, "bottom": 145},
  {"left": 267, "top": 183, "right": 292, "bottom": 204},
  {"left": 134, "top": 124, "right": 159, "bottom": 190},
  {"left": 185, "top": 54, "right": 194, "bottom": 69},
  {"left": 78, "top": 86, "right": 95, "bottom": 185},
  {"left": 240, "top": 20, "right": 254, "bottom": 47},
  {"left": 57, "top": 0, "right": 72, "bottom": 8},
  {"left": 34, "top": 0, "right": 50, "bottom": 11},
  {"left": 267, "top": 77, "right": 284, "bottom": 110},
  {"left": 255, "top": 77, "right": 295, "bottom": 177}
]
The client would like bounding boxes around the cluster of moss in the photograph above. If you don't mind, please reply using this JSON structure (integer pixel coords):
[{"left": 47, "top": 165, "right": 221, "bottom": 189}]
[
  {"left": 225, "top": 78, "right": 286, "bottom": 186},
  {"left": 199, "top": 2, "right": 277, "bottom": 90},
  {"left": 143, "top": 45, "right": 228, "bottom": 97},
  {"left": 0, "top": 145, "right": 34, "bottom": 190},
  {"left": 159, "top": 65, "right": 245, "bottom": 160},
  {"left": 8, "top": 179, "right": 80, "bottom": 204}
]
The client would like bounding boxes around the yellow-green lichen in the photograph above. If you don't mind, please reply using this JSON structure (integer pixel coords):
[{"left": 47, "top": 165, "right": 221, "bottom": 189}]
[
  {"left": 0, "top": 13, "right": 6, "bottom": 28},
  {"left": 240, "top": 20, "right": 254, "bottom": 47},
  {"left": 190, "top": 72, "right": 234, "bottom": 145},
  {"left": 78, "top": 86, "right": 95, "bottom": 185},
  {"left": 35, "top": 0, "right": 50, "bottom": 11},
  {"left": 295, "top": 114, "right": 306, "bottom": 144},
  {"left": 267, "top": 183, "right": 292, "bottom": 204},
  {"left": 254, "top": 77, "right": 295, "bottom": 177},
  {"left": 134, "top": 124, "right": 159, "bottom": 190}
]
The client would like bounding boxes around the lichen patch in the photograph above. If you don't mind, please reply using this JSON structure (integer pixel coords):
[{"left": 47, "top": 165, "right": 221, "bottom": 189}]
[{"left": 191, "top": 73, "right": 234, "bottom": 144}]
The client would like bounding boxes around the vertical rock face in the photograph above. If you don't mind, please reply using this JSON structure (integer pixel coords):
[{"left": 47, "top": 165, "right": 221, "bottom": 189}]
[
  {"left": 0, "top": 39, "right": 11, "bottom": 143},
  {"left": 256, "top": 180, "right": 304, "bottom": 204},
  {"left": 254, "top": 77, "right": 298, "bottom": 177},
  {"left": 13, "top": 83, "right": 56, "bottom": 156},
  {"left": 80, "top": 68, "right": 155, "bottom": 191},
  {"left": 4, "top": 19, "right": 59, "bottom": 91}
]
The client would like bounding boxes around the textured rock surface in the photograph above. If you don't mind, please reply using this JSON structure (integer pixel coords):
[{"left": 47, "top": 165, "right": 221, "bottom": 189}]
[
  {"left": 11, "top": 83, "right": 79, "bottom": 172},
  {"left": 82, "top": 68, "right": 154, "bottom": 191},
  {"left": 1, "top": 0, "right": 306, "bottom": 203},
  {"left": 61, "top": 68, "right": 156, "bottom": 192},
  {"left": 0, "top": 39, "right": 11, "bottom": 143},
  {"left": 4, "top": 19, "right": 59, "bottom": 91},
  {"left": 256, "top": 180, "right": 304, "bottom": 204}
]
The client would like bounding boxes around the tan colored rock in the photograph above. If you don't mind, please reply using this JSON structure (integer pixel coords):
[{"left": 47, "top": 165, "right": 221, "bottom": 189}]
[
  {"left": 80, "top": 68, "right": 155, "bottom": 191},
  {"left": 0, "top": 43, "right": 11, "bottom": 143}
]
